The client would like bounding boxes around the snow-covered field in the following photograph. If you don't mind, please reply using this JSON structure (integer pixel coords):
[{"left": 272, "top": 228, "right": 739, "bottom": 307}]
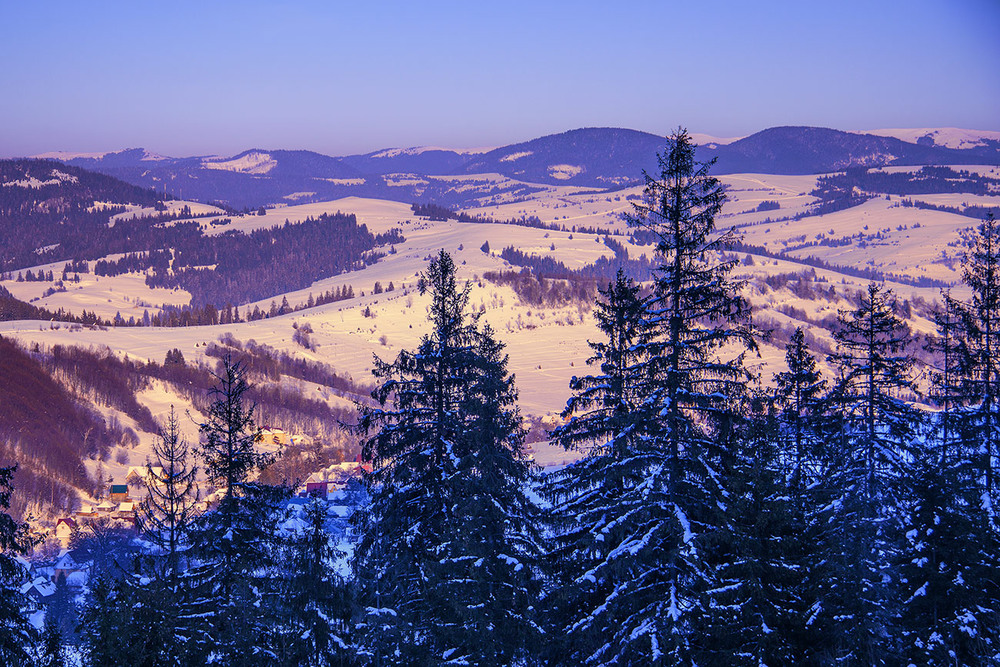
[{"left": 3, "top": 166, "right": 997, "bottom": 467}]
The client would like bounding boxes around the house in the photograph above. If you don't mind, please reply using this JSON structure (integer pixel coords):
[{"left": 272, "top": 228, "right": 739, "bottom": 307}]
[
  {"left": 55, "top": 517, "right": 77, "bottom": 548},
  {"left": 125, "top": 466, "right": 165, "bottom": 488},
  {"left": 96, "top": 500, "right": 116, "bottom": 513},
  {"left": 109, "top": 484, "right": 130, "bottom": 502},
  {"left": 115, "top": 501, "right": 136, "bottom": 519},
  {"left": 259, "top": 427, "right": 292, "bottom": 447},
  {"left": 20, "top": 577, "right": 56, "bottom": 604},
  {"left": 53, "top": 550, "right": 86, "bottom": 581}
]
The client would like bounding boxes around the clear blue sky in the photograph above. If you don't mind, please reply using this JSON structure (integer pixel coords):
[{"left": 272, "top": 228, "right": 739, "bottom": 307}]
[{"left": 2, "top": 0, "right": 997, "bottom": 157}]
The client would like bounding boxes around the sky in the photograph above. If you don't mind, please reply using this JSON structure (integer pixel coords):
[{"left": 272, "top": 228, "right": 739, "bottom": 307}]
[{"left": 1, "top": 0, "right": 998, "bottom": 158}]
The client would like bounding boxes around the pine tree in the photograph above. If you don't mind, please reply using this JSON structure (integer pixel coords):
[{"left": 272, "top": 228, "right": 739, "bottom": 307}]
[
  {"left": 274, "top": 497, "right": 354, "bottom": 666},
  {"left": 351, "top": 250, "right": 541, "bottom": 666},
  {"left": 546, "top": 130, "right": 757, "bottom": 665},
  {"left": 544, "top": 271, "right": 661, "bottom": 664},
  {"left": 0, "top": 465, "right": 38, "bottom": 665},
  {"left": 192, "top": 355, "right": 284, "bottom": 665},
  {"left": 819, "top": 282, "right": 920, "bottom": 663},
  {"left": 957, "top": 213, "right": 1000, "bottom": 524}
]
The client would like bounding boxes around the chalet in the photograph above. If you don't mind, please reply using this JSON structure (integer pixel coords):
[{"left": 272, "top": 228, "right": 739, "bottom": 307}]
[
  {"left": 125, "top": 466, "right": 165, "bottom": 487},
  {"left": 96, "top": 500, "right": 116, "bottom": 513},
  {"left": 109, "top": 484, "right": 130, "bottom": 502},
  {"left": 54, "top": 549, "right": 86, "bottom": 581},
  {"left": 259, "top": 427, "right": 292, "bottom": 446},
  {"left": 115, "top": 501, "right": 135, "bottom": 517},
  {"left": 55, "top": 517, "right": 77, "bottom": 548},
  {"left": 20, "top": 577, "right": 55, "bottom": 604}
]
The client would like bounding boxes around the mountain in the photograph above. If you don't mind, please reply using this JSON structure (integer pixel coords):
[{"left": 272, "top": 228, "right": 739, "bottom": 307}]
[
  {"left": 339, "top": 146, "right": 478, "bottom": 176},
  {"left": 703, "top": 126, "right": 1000, "bottom": 175},
  {"left": 458, "top": 127, "right": 666, "bottom": 187},
  {"left": 39, "top": 125, "right": 1000, "bottom": 207},
  {"left": 63, "top": 148, "right": 364, "bottom": 208},
  {"left": 0, "top": 158, "right": 177, "bottom": 270}
]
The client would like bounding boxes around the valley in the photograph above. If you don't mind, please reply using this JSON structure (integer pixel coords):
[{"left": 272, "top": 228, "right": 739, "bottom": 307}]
[{"left": 2, "top": 125, "right": 999, "bottom": 524}]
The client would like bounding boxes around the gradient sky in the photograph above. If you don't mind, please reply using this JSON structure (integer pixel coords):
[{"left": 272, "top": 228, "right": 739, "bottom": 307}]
[{"left": 2, "top": 0, "right": 998, "bottom": 158}]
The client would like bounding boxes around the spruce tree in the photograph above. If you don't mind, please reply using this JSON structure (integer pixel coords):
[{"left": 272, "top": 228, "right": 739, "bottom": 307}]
[
  {"left": 118, "top": 406, "right": 211, "bottom": 666},
  {"left": 547, "top": 130, "right": 757, "bottom": 665},
  {"left": 894, "top": 288, "right": 1000, "bottom": 663},
  {"left": 193, "top": 355, "right": 284, "bottom": 665},
  {"left": 710, "top": 395, "right": 805, "bottom": 666},
  {"left": 957, "top": 213, "right": 1000, "bottom": 523},
  {"left": 351, "top": 250, "right": 541, "bottom": 666},
  {"left": 274, "top": 497, "right": 354, "bottom": 666},
  {"left": 774, "top": 327, "right": 827, "bottom": 492},
  {"left": 544, "top": 271, "right": 660, "bottom": 664},
  {"left": 0, "top": 465, "right": 38, "bottom": 665},
  {"left": 820, "top": 282, "right": 920, "bottom": 663}
]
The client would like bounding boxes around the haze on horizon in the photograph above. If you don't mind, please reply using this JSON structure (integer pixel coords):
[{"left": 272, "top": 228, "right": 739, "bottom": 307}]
[{"left": 2, "top": 0, "right": 998, "bottom": 159}]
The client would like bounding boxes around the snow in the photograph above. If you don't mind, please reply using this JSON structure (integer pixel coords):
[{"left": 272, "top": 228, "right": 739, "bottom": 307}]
[
  {"left": 864, "top": 127, "right": 1000, "bottom": 150},
  {"left": 202, "top": 151, "right": 277, "bottom": 174},
  {"left": 500, "top": 151, "right": 533, "bottom": 162},
  {"left": 548, "top": 164, "right": 584, "bottom": 180}
]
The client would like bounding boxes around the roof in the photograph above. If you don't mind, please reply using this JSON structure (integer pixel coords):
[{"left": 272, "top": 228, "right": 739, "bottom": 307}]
[
  {"left": 126, "top": 466, "right": 164, "bottom": 480},
  {"left": 117, "top": 502, "right": 135, "bottom": 512},
  {"left": 54, "top": 551, "right": 82, "bottom": 570},
  {"left": 110, "top": 484, "right": 129, "bottom": 494},
  {"left": 56, "top": 517, "right": 77, "bottom": 530}
]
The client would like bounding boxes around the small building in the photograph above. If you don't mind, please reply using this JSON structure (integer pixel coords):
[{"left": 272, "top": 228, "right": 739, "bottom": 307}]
[
  {"left": 96, "top": 500, "right": 116, "bottom": 513},
  {"left": 55, "top": 517, "right": 77, "bottom": 548},
  {"left": 53, "top": 550, "right": 86, "bottom": 581},
  {"left": 126, "top": 466, "right": 165, "bottom": 488},
  {"left": 109, "top": 484, "right": 130, "bottom": 502},
  {"left": 20, "top": 577, "right": 56, "bottom": 604}
]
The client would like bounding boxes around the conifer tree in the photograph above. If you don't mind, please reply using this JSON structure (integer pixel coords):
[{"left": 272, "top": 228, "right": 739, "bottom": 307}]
[
  {"left": 819, "top": 282, "right": 920, "bottom": 663},
  {"left": 957, "top": 213, "right": 1000, "bottom": 522},
  {"left": 894, "top": 287, "right": 1000, "bottom": 663},
  {"left": 0, "top": 465, "right": 38, "bottom": 665},
  {"left": 544, "top": 271, "right": 660, "bottom": 664},
  {"left": 774, "top": 327, "right": 826, "bottom": 492},
  {"left": 352, "top": 250, "right": 541, "bottom": 666},
  {"left": 547, "top": 130, "right": 757, "bottom": 664},
  {"left": 709, "top": 395, "right": 805, "bottom": 665},
  {"left": 193, "top": 355, "right": 284, "bottom": 665},
  {"left": 274, "top": 497, "right": 354, "bottom": 666},
  {"left": 114, "top": 407, "right": 211, "bottom": 666}
]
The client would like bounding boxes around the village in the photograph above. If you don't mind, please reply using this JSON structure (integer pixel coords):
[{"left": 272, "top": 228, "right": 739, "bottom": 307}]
[{"left": 14, "top": 424, "right": 368, "bottom": 632}]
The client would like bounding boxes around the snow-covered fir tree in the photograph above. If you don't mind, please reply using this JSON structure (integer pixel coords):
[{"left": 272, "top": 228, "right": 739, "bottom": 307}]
[
  {"left": 351, "top": 250, "right": 541, "bottom": 666},
  {"left": 544, "top": 270, "right": 661, "bottom": 664},
  {"left": 547, "top": 129, "right": 757, "bottom": 665},
  {"left": 0, "top": 465, "right": 38, "bottom": 665},
  {"left": 894, "top": 286, "right": 1000, "bottom": 664},
  {"left": 117, "top": 406, "right": 212, "bottom": 666},
  {"left": 273, "top": 496, "right": 355, "bottom": 666},
  {"left": 956, "top": 213, "right": 1000, "bottom": 524},
  {"left": 818, "top": 282, "right": 921, "bottom": 663},
  {"left": 192, "top": 355, "right": 287, "bottom": 665}
]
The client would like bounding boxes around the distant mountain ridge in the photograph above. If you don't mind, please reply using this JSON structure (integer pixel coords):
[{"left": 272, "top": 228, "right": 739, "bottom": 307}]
[{"left": 38, "top": 125, "right": 1000, "bottom": 208}]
